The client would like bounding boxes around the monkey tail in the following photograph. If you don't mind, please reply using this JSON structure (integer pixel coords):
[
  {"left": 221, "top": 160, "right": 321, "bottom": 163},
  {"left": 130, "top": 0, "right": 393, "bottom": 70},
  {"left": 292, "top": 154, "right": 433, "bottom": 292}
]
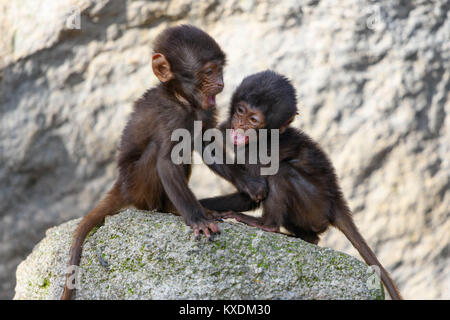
[
  {"left": 332, "top": 210, "right": 403, "bottom": 300},
  {"left": 61, "top": 183, "right": 125, "bottom": 300}
]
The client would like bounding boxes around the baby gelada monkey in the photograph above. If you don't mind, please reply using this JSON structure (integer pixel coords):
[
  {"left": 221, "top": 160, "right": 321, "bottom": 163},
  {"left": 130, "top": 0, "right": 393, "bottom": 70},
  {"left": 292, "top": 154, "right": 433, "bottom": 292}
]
[
  {"left": 61, "top": 25, "right": 267, "bottom": 300},
  {"left": 201, "top": 70, "right": 402, "bottom": 300}
]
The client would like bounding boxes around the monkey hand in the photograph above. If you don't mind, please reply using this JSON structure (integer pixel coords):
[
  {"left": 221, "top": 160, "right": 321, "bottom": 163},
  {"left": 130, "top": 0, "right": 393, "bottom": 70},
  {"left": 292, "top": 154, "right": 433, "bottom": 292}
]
[
  {"left": 238, "top": 176, "right": 268, "bottom": 203},
  {"left": 188, "top": 214, "right": 221, "bottom": 241}
]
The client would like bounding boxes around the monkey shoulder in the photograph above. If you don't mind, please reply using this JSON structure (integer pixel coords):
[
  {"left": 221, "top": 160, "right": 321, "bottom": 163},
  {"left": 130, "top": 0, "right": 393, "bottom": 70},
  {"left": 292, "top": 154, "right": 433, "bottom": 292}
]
[
  {"left": 135, "top": 87, "right": 193, "bottom": 131},
  {"left": 136, "top": 87, "right": 185, "bottom": 114},
  {"left": 117, "top": 88, "right": 188, "bottom": 165}
]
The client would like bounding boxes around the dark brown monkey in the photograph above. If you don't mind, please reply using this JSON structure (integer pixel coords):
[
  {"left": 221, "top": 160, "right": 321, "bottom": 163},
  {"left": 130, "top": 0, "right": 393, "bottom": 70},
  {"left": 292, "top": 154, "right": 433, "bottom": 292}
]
[
  {"left": 200, "top": 70, "right": 403, "bottom": 300},
  {"left": 61, "top": 25, "right": 267, "bottom": 300}
]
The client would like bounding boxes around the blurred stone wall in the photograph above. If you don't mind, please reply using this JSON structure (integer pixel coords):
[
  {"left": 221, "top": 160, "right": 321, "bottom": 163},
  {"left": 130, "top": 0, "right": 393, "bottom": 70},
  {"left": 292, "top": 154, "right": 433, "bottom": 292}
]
[{"left": 0, "top": 0, "right": 449, "bottom": 299}]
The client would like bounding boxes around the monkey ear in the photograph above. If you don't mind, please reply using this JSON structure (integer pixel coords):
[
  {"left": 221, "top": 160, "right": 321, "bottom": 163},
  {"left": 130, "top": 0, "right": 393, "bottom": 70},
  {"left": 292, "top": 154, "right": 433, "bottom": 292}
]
[
  {"left": 152, "top": 53, "right": 174, "bottom": 83},
  {"left": 280, "top": 114, "right": 296, "bottom": 133}
]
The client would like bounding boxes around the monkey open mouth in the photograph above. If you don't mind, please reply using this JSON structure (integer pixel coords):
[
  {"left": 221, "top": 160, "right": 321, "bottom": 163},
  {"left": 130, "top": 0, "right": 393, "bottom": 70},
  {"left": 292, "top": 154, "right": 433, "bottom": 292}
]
[
  {"left": 230, "top": 128, "right": 249, "bottom": 145},
  {"left": 203, "top": 95, "right": 216, "bottom": 109},
  {"left": 208, "top": 95, "right": 216, "bottom": 106}
]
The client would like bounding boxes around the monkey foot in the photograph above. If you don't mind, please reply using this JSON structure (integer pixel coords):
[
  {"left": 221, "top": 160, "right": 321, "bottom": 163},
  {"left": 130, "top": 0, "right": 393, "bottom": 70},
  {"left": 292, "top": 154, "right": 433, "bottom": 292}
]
[
  {"left": 213, "top": 211, "right": 279, "bottom": 234},
  {"left": 208, "top": 210, "right": 235, "bottom": 221}
]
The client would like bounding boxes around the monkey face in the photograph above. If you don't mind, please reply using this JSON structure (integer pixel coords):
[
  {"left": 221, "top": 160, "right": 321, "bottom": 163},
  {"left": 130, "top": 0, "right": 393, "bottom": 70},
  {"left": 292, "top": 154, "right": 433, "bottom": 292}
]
[
  {"left": 198, "top": 60, "right": 225, "bottom": 110},
  {"left": 230, "top": 101, "right": 265, "bottom": 145},
  {"left": 152, "top": 25, "right": 227, "bottom": 110},
  {"left": 230, "top": 70, "right": 298, "bottom": 131}
]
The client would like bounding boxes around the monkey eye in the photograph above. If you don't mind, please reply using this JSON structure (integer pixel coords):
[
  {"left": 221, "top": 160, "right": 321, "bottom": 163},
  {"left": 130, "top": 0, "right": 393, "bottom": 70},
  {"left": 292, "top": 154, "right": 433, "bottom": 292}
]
[
  {"left": 236, "top": 105, "right": 246, "bottom": 115},
  {"left": 250, "top": 115, "right": 260, "bottom": 125},
  {"left": 204, "top": 68, "right": 213, "bottom": 75}
]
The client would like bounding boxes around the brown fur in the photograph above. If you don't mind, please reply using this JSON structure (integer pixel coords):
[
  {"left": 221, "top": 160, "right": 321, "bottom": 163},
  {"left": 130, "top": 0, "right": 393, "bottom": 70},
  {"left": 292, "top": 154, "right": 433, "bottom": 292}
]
[
  {"left": 61, "top": 25, "right": 267, "bottom": 300},
  {"left": 201, "top": 70, "right": 402, "bottom": 300}
]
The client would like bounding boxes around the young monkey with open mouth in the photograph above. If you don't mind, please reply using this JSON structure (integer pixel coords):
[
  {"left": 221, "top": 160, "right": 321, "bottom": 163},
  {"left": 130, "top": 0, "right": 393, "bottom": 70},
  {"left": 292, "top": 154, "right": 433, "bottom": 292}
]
[{"left": 201, "top": 70, "right": 402, "bottom": 300}]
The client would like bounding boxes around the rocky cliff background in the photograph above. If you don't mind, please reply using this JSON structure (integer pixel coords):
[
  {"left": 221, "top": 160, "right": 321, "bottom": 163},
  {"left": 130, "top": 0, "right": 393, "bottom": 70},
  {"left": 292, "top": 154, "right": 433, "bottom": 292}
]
[{"left": 0, "top": 0, "right": 449, "bottom": 300}]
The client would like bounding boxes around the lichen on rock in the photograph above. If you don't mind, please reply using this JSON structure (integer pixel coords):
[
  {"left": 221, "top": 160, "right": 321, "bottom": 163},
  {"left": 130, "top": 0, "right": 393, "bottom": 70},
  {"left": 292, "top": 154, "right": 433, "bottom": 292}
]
[{"left": 14, "top": 209, "right": 383, "bottom": 300}]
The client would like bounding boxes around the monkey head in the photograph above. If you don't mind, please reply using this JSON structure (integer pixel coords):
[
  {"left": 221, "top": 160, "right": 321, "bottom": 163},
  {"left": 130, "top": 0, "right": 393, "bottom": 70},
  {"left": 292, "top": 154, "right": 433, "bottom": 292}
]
[
  {"left": 152, "top": 25, "right": 226, "bottom": 110},
  {"left": 229, "top": 70, "right": 298, "bottom": 145}
]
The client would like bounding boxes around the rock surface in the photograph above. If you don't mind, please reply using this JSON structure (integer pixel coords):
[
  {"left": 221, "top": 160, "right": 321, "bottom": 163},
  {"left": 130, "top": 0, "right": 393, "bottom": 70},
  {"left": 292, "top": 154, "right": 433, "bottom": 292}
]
[
  {"left": 1, "top": 0, "right": 449, "bottom": 299},
  {"left": 14, "top": 209, "right": 383, "bottom": 300}
]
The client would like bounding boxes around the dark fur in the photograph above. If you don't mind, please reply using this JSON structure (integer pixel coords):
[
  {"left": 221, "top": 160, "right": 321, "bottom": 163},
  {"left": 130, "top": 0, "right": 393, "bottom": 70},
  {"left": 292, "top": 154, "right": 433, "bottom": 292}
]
[
  {"left": 201, "top": 70, "right": 402, "bottom": 300},
  {"left": 61, "top": 25, "right": 265, "bottom": 300},
  {"left": 153, "top": 25, "right": 226, "bottom": 108},
  {"left": 230, "top": 70, "right": 297, "bottom": 129}
]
